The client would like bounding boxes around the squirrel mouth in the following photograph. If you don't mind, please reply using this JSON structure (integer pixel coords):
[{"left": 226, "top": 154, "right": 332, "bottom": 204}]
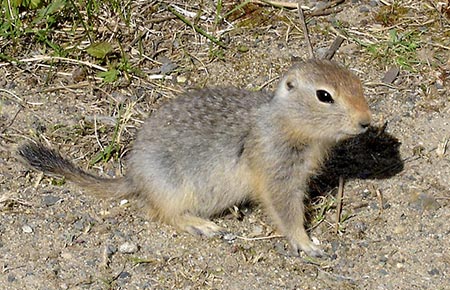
[{"left": 337, "top": 130, "right": 362, "bottom": 140}]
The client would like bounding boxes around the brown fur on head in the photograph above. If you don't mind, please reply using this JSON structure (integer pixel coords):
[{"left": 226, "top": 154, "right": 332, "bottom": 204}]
[{"left": 273, "top": 59, "right": 371, "bottom": 143}]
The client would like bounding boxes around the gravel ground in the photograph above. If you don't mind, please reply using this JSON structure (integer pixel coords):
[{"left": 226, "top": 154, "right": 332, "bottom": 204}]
[{"left": 1, "top": 0, "right": 449, "bottom": 289}]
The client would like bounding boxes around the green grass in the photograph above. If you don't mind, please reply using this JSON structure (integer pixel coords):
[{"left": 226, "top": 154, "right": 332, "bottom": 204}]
[
  {"left": 1, "top": 0, "right": 139, "bottom": 82},
  {"left": 366, "top": 29, "right": 421, "bottom": 70},
  {"left": 341, "top": 26, "right": 422, "bottom": 71}
]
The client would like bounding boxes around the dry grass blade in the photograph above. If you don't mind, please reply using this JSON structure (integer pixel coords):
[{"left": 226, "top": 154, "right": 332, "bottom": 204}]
[
  {"left": 236, "top": 234, "right": 283, "bottom": 241},
  {"left": 436, "top": 137, "right": 449, "bottom": 157},
  {"left": 335, "top": 176, "right": 344, "bottom": 234},
  {"left": 18, "top": 56, "right": 107, "bottom": 72},
  {"left": 0, "top": 88, "right": 24, "bottom": 104},
  {"left": 376, "top": 189, "right": 384, "bottom": 215}
]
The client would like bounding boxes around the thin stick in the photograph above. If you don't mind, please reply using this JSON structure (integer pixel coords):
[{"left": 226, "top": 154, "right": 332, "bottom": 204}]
[
  {"left": 297, "top": 4, "right": 314, "bottom": 59},
  {"left": 335, "top": 176, "right": 344, "bottom": 234},
  {"left": 323, "top": 36, "right": 344, "bottom": 60}
]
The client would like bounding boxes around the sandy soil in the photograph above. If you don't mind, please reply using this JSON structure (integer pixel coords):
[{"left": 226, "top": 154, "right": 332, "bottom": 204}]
[{"left": 1, "top": 1, "right": 449, "bottom": 289}]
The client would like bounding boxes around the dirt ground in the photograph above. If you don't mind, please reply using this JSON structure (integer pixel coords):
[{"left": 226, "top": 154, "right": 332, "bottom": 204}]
[{"left": 1, "top": 0, "right": 449, "bottom": 289}]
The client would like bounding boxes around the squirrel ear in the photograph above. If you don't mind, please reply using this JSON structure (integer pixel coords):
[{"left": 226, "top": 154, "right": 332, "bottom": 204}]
[{"left": 285, "top": 75, "right": 297, "bottom": 91}]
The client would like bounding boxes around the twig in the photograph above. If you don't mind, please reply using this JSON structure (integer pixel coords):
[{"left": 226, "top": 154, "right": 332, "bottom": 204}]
[
  {"left": 1, "top": 107, "right": 22, "bottom": 134},
  {"left": 256, "top": 76, "right": 279, "bottom": 90},
  {"left": 297, "top": 4, "right": 314, "bottom": 59},
  {"left": 165, "top": 4, "right": 228, "bottom": 49},
  {"left": 323, "top": 36, "right": 345, "bottom": 60},
  {"left": 335, "top": 176, "right": 344, "bottom": 234}
]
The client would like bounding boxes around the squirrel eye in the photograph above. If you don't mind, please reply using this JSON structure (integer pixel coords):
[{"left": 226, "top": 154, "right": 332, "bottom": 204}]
[{"left": 316, "top": 90, "right": 334, "bottom": 104}]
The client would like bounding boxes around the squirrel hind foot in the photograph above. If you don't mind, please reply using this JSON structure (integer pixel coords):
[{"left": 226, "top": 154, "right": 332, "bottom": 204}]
[{"left": 172, "top": 215, "right": 225, "bottom": 238}]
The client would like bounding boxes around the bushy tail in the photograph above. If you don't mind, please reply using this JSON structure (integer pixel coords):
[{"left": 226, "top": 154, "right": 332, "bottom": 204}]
[{"left": 17, "top": 142, "right": 131, "bottom": 198}]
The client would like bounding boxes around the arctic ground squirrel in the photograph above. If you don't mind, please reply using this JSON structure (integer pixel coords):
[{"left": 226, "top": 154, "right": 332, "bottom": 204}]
[{"left": 18, "top": 59, "right": 371, "bottom": 257}]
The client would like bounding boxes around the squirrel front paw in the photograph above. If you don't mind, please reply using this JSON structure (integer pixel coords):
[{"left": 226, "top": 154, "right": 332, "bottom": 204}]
[{"left": 290, "top": 236, "right": 325, "bottom": 258}]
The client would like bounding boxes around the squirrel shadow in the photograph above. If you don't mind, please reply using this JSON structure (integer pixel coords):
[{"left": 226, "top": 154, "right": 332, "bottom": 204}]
[{"left": 309, "top": 125, "right": 404, "bottom": 196}]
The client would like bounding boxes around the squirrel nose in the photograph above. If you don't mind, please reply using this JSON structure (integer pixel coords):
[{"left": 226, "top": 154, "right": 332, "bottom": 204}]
[
  {"left": 360, "top": 121, "right": 370, "bottom": 129},
  {"left": 357, "top": 112, "right": 371, "bottom": 131}
]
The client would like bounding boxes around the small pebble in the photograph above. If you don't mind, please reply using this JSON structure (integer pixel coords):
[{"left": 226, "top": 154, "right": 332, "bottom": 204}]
[
  {"left": 435, "top": 81, "right": 444, "bottom": 90},
  {"left": 73, "top": 219, "right": 85, "bottom": 231},
  {"left": 249, "top": 225, "right": 263, "bottom": 237},
  {"left": 393, "top": 225, "right": 406, "bottom": 235},
  {"left": 119, "top": 242, "right": 138, "bottom": 254},
  {"left": 222, "top": 233, "right": 236, "bottom": 242},
  {"left": 22, "top": 225, "right": 33, "bottom": 233},
  {"left": 359, "top": 6, "right": 370, "bottom": 13},
  {"left": 316, "top": 47, "right": 329, "bottom": 59},
  {"left": 159, "top": 57, "right": 177, "bottom": 75},
  {"left": 315, "top": 1, "right": 328, "bottom": 10},
  {"left": 42, "top": 195, "right": 62, "bottom": 206},
  {"left": 119, "top": 271, "right": 131, "bottom": 279},
  {"left": 428, "top": 268, "right": 439, "bottom": 275},
  {"left": 311, "top": 236, "right": 320, "bottom": 246},
  {"left": 71, "top": 67, "right": 86, "bottom": 82},
  {"left": 106, "top": 244, "right": 117, "bottom": 257},
  {"left": 61, "top": 252, "right": 73, "bottom": 260},
  {"left": 379, "top": 269, "right": 388, "bottom": 276},
  {"left": 353, "top": 221, "right": 367, "bottom": 233},
  {"left": 409, "top": 192, "right": 440, "bottom": 211},
  {"left": 330, "top": 241, "right": 340, "bottom": 252}
]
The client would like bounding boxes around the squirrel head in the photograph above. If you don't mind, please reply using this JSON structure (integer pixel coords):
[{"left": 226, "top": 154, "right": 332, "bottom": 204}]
[{"left": 274, "top": 59, "right": 372, "bottom": 143}]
